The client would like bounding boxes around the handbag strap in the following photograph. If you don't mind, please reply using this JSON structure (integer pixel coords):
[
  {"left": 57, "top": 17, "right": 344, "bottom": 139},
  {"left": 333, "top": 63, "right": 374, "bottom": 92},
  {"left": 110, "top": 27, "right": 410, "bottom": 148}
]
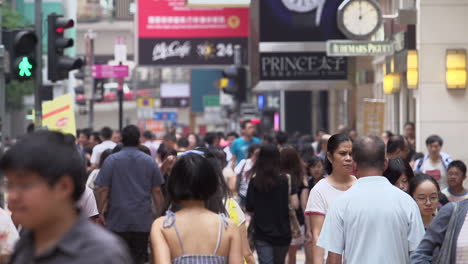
[{"left": 435, "top": 202, "right": 459, "bottom": 264}]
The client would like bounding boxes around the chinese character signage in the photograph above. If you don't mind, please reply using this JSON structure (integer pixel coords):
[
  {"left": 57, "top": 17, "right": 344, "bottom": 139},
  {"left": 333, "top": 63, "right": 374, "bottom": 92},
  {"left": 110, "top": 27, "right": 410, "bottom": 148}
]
[
  {"left": 260, "top": 52, "right": 347, "bottom": 81},
  {"left": 260, "top": 0, "right": 345, "bottom": 42},
  {"left": 138, "top": 0, "right": 249, "bottom": 65}
]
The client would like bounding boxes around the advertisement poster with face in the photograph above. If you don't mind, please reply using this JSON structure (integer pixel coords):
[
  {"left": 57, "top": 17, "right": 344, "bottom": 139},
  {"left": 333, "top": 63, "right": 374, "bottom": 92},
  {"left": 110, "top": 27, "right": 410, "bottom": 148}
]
[
  {"left": 260, "top": 0, "right": 346, "bottom": 42},
  {"left": 138, "top": 0, "right": 249, "bottom": 65}
]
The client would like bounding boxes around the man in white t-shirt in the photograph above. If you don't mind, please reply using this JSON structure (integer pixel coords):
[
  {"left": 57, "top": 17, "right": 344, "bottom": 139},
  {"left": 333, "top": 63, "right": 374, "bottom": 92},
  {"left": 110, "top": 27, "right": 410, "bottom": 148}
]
[
  {"left": 318, "top": 136, "right": 425, "bottom": 264},
  {"left": 77, "top": 186, "right": 99, "bottom": 220},
  {"left": 414, "top": 135, "right": 452, "bottom": 190},
  {"left": 90, "top": 127, "right": 117, "bottom": 170}
]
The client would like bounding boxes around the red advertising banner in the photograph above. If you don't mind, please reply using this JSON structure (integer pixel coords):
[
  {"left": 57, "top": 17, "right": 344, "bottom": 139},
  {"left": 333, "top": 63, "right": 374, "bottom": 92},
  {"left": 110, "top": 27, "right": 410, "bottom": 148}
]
[{"left": 138, "top": 0, "right": 249, "bottom": 38}]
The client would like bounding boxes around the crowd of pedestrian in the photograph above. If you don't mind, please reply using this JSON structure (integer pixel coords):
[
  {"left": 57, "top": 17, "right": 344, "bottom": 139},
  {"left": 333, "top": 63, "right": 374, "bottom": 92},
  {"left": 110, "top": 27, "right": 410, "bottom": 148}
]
[{"left": 0, "top": 120, "right": 467, "bottom": 264}]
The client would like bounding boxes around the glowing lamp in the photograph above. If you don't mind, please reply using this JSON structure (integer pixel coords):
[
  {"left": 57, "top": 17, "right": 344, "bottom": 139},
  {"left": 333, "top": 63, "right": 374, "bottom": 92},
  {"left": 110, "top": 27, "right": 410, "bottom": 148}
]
[
  {"left": 384, "top": 73, "right": 401, "bottom": 94},
  {"left": 407, "top": 50, "right": 418, "bottom": 89},
  {"left": 446, "top": 49, "right": 467, "bottom": 89}
]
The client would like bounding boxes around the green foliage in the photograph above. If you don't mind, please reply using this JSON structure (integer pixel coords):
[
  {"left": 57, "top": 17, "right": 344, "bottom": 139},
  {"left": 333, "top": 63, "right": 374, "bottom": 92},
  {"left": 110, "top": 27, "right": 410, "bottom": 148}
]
[
  {"left": 6, "top": 80, "right": 34, "bottom": 110},
  {"left": 2, "top": 3, "right": 30, "bottom": 29}
]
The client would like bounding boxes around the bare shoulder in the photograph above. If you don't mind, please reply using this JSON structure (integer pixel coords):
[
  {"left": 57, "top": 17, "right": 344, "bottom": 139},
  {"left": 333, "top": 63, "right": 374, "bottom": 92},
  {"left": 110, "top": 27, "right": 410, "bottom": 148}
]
[
  {"left": 151, "top": 216, "right": 166, "bottom": 232},
  {"left": 224, "top": 219, "right": 240, "bottom": 236}
]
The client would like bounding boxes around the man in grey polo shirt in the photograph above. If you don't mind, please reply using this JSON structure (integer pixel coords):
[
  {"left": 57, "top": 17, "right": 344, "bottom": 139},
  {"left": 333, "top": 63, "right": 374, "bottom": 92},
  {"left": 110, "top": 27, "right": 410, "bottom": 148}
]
[
  {"left": 96, "top": 124, "right": 165, "bottom": 264},
  {"left": 318, "top": 136, "right": 425, "bottom": 264},
  {"left": 1, "top": 131, "right": 132, "bottom": 264}
]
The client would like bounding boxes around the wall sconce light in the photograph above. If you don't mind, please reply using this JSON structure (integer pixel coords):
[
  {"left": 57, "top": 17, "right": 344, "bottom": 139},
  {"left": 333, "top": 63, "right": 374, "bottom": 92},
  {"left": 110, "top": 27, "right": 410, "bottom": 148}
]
[
  {"left": 407, "top": 50, "right": 418, "bottom": 89},
  {"left": 384, "top": 73, "right": 401, "bottom": 94},
  {"left": 446, "top": 49, "right": 467, "bottom": 89}
]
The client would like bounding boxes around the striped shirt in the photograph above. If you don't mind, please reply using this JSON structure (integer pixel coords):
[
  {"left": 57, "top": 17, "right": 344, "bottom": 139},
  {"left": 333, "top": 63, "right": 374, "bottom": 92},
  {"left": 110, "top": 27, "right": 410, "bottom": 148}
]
[{"left": 456, "top": 214, "right": 468, "bottom": 263}]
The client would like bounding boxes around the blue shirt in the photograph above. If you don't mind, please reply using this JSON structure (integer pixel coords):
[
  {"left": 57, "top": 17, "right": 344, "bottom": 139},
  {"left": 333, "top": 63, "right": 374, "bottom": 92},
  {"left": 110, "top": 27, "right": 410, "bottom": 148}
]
[
  {"left": 95, "top": 146, "right": 164, "bottom": 232},
  {"left": 231, "top": 137, "right": 261, "bottom": 165}
]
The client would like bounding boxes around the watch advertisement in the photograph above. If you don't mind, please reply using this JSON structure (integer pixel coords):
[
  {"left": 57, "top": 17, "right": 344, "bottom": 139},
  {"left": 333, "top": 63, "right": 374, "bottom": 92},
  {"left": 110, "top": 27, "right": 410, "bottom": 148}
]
[
  {"left": 260, "top": 0, "right": 346, "bottom": 42},
  {"left": 138, "top": 0, "right": 249, "bottom": 65},
  {"left": 260, "top": 52, "right": 348, "bottom": 81}
]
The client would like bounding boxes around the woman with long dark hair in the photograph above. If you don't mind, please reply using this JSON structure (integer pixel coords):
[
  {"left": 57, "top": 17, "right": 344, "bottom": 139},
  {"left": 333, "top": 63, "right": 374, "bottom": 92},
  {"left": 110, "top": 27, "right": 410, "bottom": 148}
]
[
  {"left": 150, "top": 151, "right": 242, "bottom": 263},
  {"left": 383, "top": 157, "right": 415, "bottom": 193},
  {"left": 246, "top": 144, "right": 299, "bottom": 264},
  {"left": 304, "top": 134, "right": 356, "bottom": 264},
  {"left": 280, "top": 146, "right": 311, "bottom": 264}
]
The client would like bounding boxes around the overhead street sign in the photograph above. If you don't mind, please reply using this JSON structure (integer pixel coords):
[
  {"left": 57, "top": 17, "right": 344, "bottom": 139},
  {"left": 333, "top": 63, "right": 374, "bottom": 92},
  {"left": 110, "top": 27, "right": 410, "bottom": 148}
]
[
  {"left": 326, "top": 40, "right": 394, "bottom": 57},
  {"left": 92, "top": 64, "right": 129, "bottom": 78}
]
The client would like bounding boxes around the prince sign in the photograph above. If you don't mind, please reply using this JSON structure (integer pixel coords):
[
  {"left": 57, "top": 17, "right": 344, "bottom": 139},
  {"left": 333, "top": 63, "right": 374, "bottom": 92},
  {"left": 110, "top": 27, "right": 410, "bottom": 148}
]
[{"left": 260, "top": 52, "right": 348, "bottom": 81}]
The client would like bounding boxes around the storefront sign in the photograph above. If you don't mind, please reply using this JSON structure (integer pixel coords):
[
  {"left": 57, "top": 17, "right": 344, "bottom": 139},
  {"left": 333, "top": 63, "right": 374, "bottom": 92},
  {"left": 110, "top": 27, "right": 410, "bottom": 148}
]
[
  {"left": 326, "top": 40, "right": 394, "bottom": 57},
  {"left": 138, "top": 0, "right": 249, "bottom": 65},
  {"left": 260, "top": 52, "right": 347, "bottom": 81},
  {"left": 186, "top": 0, "right": 250, "bottom": 7},
  {"left": 363, "top": 99, "right": 385, "bottom": 136}
]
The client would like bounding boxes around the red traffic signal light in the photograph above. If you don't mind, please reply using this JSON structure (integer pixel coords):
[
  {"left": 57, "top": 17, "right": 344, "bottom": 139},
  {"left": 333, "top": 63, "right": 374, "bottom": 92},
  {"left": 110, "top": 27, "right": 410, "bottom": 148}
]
[{"left": 48, "top": 13, "right": 83, "bottom": 82}]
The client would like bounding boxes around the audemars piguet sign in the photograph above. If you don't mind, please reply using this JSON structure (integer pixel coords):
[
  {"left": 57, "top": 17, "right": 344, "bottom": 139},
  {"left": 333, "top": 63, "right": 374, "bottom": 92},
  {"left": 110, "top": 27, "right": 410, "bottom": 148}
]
[{"left": 260, "top": 52, "right": 347, "bottom": 81}]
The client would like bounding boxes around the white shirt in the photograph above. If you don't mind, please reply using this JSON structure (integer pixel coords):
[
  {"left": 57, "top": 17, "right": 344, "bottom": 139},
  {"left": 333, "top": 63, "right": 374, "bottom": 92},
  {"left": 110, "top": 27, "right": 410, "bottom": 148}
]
[
  {"left": 318, "top": 176, "right": 425, "bottom": 264},
  {"left": 77, "top": 187, "right": 99, "bottom": 218},
  {"left": 421, "top": 158, "right": 448, "bottom": 190},
  {"left": 0, "top": 208, "right": 18, "bottom": 255},
  {"left": 87, "top": 169, "right": 100, "bottom": 191},
  {"left": 90, "top": 140, "right": 117, "bottom": 165},
  {"left": 305, "top": 177, "right": 355, "bottom": 216}
]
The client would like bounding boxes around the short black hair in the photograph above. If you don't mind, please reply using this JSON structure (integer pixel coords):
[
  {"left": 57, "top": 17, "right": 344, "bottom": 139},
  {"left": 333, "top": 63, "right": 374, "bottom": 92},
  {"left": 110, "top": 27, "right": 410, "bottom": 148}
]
[
  {"left": 167, "top": 153, "right": 219, "bottom": 203},
  {"left": 448, "top": 160, "right": 467, "bottom": 176},
  {"left": 383, "top": 158, "right": 414, "bottom": 185},
  {"left": 177, "top": 137, "right": 190, "bottom": 148},
  {"left": 240, "top": 120, "right": 252, "bottom": 129},
  {"left": 275, "top": 131, "right": 288, "bottom": 145},
  {"left": 204, "top": 132, "right": 218, "bottom": 146},
  {"left": 387, "top": 135, "right": 406, "bottom": 154},
  {"left": 426, "top": 135, "right": 443, "bottom": 147},
  {"left": 404, "top": 122, "right": 415, "bottom": 129},
  {"left": 0, "top": 131, "right": 86, "bottom": 202},
  {"left": 79, "top": 128, "right": 91, "bottom": 139},
  {"left": 227, "top": 132, "right": 239, "bottom": 138},
  {"left": 353, "top": 136, "right": 386, "bottom": 171},
  {"left": 409, "top": 173, "right": 441, "bottom": 197},
  {"left": 121, "top": 125, "right": 140, "bottom": 146},
  {"left": 100, "top": 127, "right": 113, "bottom": 140},
  {"left": 91, "top": 132, "right": 102, "bottom": 144},
  {"left": 163, "top": 133, "right": 177, "bottom": 143},
  {"left": 142, "top": 130, "right": 154, "bottom": 140}
]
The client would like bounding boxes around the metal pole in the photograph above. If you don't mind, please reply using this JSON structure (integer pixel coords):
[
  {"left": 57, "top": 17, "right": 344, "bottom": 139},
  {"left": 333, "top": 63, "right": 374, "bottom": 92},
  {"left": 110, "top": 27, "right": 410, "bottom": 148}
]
[
  {"left": 118, "top": 61, "right": 123, "bottom": 131},
  {"left": 85, "top": 30, "right": 96, "bottom": 129},
  {"left": 0, "top": 0, "right": 5, "bottom": 209},
  {"left": 233, "top": 45, "right": 241, "bottom": 131},
  {"left": 118, "top": 78, "right": 123, "bottom": 131},
  {"left": 34, "top": 0, "right": 43, "bottom": 127}
]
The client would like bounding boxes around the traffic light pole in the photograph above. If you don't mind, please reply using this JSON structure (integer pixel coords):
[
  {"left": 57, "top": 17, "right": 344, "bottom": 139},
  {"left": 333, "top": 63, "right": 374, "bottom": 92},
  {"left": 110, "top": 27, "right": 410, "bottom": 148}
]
[
  {"left": 34, "top": 0, "right": 43, "bottom": 127},
  {"left": 0, "top": 0, "right": 5, "bottom": 209}
]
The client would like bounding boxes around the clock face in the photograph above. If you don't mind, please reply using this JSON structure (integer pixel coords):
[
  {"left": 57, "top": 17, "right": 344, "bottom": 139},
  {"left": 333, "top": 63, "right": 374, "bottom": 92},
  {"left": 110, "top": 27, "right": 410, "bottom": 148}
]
[
  {"left": 338, "top": 0, "right": 382, "bottom": 40},
  {"left": 282, "top": 0, "right": 321, "bottom": 13}
]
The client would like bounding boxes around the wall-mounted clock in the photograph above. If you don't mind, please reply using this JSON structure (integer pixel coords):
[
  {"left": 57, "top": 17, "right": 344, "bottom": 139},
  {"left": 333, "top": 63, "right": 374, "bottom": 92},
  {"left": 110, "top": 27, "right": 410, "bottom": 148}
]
[{"left": 337, "top": 0, "right": 382, "bottom": 40}]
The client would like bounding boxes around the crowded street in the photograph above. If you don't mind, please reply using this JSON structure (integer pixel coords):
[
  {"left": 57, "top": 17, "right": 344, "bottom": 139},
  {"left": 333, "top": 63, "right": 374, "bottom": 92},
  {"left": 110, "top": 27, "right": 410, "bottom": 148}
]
[{"left": 1, "top": 0, "right": 468, "bottom": 263}]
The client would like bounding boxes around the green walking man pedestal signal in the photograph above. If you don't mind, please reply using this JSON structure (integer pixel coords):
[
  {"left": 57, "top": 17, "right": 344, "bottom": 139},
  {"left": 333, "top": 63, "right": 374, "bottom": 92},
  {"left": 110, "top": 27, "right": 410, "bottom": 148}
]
[{"left": 18, "top": 57, "right": 33, "bottom": 77}]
